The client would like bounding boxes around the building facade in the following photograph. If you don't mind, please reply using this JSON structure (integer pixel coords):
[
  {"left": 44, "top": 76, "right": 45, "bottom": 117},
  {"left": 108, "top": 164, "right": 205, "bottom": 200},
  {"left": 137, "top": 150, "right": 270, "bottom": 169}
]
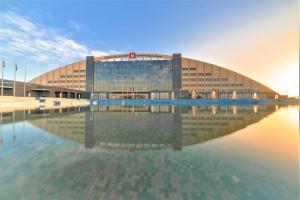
[
  {"left": 30, "top": 53, "right": 278, "bottom": 99},
  {"left": 1, "top": 79, "right": 89, "bottom": 98}
]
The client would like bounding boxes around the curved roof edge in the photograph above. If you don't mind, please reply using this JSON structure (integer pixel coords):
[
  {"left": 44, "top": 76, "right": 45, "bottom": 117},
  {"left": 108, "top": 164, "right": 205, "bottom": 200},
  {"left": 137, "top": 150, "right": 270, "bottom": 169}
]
[{"left": 94, "top": 53, "right": 173, "bottom": 61}]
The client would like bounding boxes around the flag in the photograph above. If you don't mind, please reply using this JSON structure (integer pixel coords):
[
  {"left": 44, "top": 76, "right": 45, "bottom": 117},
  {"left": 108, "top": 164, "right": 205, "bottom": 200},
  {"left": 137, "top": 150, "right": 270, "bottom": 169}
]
[
  {"left": 15, "top": 63, "right": 17, "bottom": 71},
  {"left": 2, "top": 60, "right": 4, "bottom": 68}
]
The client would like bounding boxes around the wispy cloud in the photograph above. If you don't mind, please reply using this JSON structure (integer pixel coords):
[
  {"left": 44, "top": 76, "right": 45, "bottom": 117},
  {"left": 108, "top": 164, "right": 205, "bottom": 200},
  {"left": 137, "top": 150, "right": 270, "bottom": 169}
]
[
  {"left": 0, "top": 11, "right": 118, "bottom": 64},
  {"left": 68, "top": 20, "right": 83, "bottom": 32}
]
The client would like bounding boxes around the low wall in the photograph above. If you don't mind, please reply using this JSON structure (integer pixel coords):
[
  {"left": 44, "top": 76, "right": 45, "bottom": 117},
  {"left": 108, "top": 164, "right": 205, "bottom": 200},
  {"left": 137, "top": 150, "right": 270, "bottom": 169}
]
[
  {"left": 92, "top": 99, "right": 300, "bottom": 106},
  {"left": 93, "top": 99, "right": 264, "bottom": 106},
  {"left": 0, "top": 96, "right": 89, "bottom": 111}
]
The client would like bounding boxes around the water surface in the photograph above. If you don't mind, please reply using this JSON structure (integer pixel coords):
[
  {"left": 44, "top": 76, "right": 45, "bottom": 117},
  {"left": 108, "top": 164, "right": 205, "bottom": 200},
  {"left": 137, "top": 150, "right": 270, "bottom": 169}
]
[{"left": 0, "top": 105, "right": 298, "bottom": 200}]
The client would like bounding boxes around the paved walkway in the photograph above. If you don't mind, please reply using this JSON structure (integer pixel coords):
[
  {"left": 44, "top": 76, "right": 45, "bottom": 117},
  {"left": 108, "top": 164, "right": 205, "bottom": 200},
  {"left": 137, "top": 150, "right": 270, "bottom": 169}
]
[{"left": 0, "top": 96, "right": 89, "bottom": 111}]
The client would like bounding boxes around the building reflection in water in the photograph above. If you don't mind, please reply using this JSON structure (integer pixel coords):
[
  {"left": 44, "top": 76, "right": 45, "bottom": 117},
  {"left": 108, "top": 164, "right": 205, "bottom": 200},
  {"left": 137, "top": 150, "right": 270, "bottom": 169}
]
[{"left": 0, "top": 105, "right": 277, "bottom": 151}]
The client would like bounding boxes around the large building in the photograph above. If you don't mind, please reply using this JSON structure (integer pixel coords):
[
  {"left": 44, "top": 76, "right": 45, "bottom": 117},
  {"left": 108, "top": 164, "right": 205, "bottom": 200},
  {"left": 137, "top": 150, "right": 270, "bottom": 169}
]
[{"left": 30, "top": 53, "right": 278, "bottom": 99}]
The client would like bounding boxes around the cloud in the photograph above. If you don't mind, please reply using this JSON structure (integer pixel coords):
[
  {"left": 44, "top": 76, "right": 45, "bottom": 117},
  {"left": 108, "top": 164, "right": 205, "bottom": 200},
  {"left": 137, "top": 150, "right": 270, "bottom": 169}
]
[
  {"left": 90, "top": 50, "right": 109, "bottom": 56},
  {"left": 90, "top": 50, "right": 122, "bottom": 57},
  {"left": 0, "top": 11, "right": 118, "bottom": 64},
  {"left": 68, "top": 20, "right": 83, "bottom": 31}
]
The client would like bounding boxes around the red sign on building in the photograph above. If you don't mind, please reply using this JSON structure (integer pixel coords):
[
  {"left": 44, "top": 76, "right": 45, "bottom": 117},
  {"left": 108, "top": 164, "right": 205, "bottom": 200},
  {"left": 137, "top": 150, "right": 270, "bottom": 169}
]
[{"left": 129, "top": 52, "right": 136, "bottom": 59}]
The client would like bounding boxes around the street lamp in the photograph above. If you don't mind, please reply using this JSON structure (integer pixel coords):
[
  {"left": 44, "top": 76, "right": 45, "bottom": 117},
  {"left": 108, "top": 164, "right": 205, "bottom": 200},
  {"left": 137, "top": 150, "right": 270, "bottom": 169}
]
[
  {"left": 253, "top": 92, "right": 257, "bottom": 99},
  {"left": 232, "top": 90, "right": 237, "bottom": 99},
  {"left": 192, "top": 90, "right": 196, "bottom": 99},
  {"left": 212, "top": 89, "right": 217, "bottom": 99}
]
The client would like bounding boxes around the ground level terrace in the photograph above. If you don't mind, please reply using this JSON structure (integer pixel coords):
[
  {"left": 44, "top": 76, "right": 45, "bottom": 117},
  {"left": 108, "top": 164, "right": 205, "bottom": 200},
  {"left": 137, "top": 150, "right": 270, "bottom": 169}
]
[{"left": 1, "top": 79, "right": 284, "bottom": 100}]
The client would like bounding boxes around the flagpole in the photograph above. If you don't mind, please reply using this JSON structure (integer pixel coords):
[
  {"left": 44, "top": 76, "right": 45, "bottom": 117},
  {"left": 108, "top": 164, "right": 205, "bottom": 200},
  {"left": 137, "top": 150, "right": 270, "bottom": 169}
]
[
  {"left": 24, "top": 64, "right": 26, "bottom": 97},
  {"left": 14, "top": 62, "right": 16, "bottom": 97},
  {"left": 1, "top": 58, "right": 4, "bottom": 96}
]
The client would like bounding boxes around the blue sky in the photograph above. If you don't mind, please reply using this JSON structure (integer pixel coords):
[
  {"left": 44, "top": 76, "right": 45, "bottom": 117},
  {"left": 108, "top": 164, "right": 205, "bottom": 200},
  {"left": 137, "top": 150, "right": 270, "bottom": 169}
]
[{"left": 0, "top": 0, "right": 298, "bottom": 96}]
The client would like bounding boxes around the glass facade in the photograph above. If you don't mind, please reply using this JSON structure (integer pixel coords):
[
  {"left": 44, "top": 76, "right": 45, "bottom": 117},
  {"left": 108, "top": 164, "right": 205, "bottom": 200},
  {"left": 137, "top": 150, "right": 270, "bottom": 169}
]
[{"left": 93, "top": 60, "right": 173, "bottom": 92}]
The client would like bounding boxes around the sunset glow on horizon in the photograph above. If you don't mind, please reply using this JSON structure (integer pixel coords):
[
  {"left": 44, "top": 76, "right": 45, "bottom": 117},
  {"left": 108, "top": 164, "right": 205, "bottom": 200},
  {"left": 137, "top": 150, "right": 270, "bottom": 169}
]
[{"left": 184, "top": 2, "right": 299, "bottom": 97}]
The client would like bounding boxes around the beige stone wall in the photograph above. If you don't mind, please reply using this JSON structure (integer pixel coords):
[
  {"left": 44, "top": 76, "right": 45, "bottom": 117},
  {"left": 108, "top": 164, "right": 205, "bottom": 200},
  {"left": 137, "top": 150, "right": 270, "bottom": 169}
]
[
  {"left": 181, "top": 58, "right": 276, "bottom": 97},
  {"left": 30, "top": 61, "right": 86, "bottom": 91}
]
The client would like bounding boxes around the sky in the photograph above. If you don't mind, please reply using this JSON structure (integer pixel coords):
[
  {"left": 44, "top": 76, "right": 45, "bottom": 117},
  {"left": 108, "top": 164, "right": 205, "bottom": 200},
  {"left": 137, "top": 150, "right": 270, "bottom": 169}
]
[{"left": 0, "top": 0, "right": 299, "bottom": 96}]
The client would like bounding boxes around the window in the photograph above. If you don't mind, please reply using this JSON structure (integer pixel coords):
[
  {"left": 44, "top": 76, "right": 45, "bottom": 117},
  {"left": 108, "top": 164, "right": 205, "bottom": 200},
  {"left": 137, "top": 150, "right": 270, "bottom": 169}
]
[
  {"left": 93, "top": 60, "right": 173, "bottom": 92},
  {"left": 74, "top": 69, "right": 86, "bottom": 73}
]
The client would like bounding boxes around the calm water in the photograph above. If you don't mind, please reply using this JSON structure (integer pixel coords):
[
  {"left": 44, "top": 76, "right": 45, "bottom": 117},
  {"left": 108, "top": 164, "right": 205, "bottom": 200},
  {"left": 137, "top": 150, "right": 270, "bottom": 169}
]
[{"left": 0, "top": 105, "right": 298, "bottom": 200}]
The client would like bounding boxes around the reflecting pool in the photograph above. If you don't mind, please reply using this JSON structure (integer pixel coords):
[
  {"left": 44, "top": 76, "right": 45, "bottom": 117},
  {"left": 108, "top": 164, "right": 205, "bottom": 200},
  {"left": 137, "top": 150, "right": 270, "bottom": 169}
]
[{"left": 0, "top": 105, "right": 299, "bottom": 200}]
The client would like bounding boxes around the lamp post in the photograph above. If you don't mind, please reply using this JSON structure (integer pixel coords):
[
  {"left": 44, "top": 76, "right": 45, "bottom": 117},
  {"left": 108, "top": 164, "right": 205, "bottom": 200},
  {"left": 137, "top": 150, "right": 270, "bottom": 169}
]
[
  {"left": 212, "top": 89, "right": 216, "bottom": 99},
  {"left": 13, "top": 62, "right": 17, "bottom": 97},
  {"left": 192, "top": 90, "right": 196, "bottom": 99},
  {"left": 1, "top": 58, "right": 4, "bottom": 96},
  {"left": 232, "top": 90, "right": 237, "bottom": 99},
  {"left": 253, "top": 92, "right": 257, "bottom": 99}
]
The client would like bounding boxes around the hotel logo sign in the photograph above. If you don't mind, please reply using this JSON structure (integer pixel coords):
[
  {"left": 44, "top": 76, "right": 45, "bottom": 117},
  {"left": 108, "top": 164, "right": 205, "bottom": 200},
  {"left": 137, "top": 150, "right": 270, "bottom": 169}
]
[{"left": 129, "top": 52, "right": 136, "bottom": 59}]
